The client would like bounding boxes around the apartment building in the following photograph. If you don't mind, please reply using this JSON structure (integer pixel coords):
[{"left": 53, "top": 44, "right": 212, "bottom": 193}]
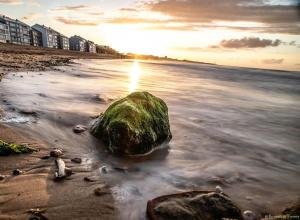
[
  {"left": 86, "top": 40, "right": 96, "bottom": 53},
  {"left": 0, "top": 15, "right": 31, "bottom": 45},
  {"left": 59, "top": 34, "right": 69, "bottom": 50},
  {"left": 0, "top": 16, "right": 10, "bottom": 43},
  {"left": 69, "top": 35, "right": 87, "bottom": 52},
  {"left": 30, "top": 28, "right": 42, "bottom": 47},
  {"left": 32, "top": 24, "right": 59, "bottom": 48}
]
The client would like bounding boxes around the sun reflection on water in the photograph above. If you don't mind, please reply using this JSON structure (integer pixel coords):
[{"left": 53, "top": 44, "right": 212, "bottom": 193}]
[{"left": 128, "top": 60, "right": 141, "bottom": 93}]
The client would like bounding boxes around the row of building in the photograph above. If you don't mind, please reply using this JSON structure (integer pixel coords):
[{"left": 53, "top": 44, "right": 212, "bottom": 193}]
[{"left": 0, "top": 14, "right": 100, "bottom": 53}]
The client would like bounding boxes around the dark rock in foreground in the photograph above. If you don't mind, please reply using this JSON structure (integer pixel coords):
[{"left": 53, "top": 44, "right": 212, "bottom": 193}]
[
  {"left": 0, "top": 139, "right": 37, "bottom": 156},
  {"left": 90, "top": 91, "right": 172, "bottom": 155},
  {"left": 147, "top": 191, "right": 243, "bottom": 220},
  {"left": 283, "top": 199, "right": 300, "bottom": 216}
]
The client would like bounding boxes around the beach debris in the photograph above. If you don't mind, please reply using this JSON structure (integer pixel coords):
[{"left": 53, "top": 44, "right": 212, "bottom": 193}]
[
  {"left": 90, "top": 91, "right": 172, "bottom": 155},
  {"left": 0, "top": 174, "right": 5, "bottom": 180},
  {"left": 0, "top": 139, "right": 38, "bottom": 156},
  {"left": 50, "top": 148, "right": 63, "bottom": 158},
  {"left": 99, "top": 165, "right": 108, "bottom": 174},
  {"left": 73, "top": 125, "right": 87, "bottom": 134},
  {"left": 71, "top": 157, "right": 82, "bottom": 163},
  {"left": 147, "top": 191, "right": 243, "bottom": 220},
  {"left": 243, "top": 210, "right": 258, "bottom": 220},
  {"left": 84, "top": 176, "right": 97, "bottom": 182},
  {"left": 94, "top": 184, "right": 110, "bottom": 196},
  {"left": 13, "top": 169, "right": 23, "bottom": 176},
  {"left": 215, "top": 185, "right": 223, "bottom": 193},
  {"left": 54, "top": 158, "right": 72, "bottom": 180}
]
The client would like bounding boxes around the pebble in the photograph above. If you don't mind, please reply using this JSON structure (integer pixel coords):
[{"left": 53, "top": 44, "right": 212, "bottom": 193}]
[
  {"left": 41, "top": 155, "right": 50, "bottom": 160},
  {"left": 99, "top": 166, "right": 108, "bottom": 174},
  {"left": 13, "top": 169, "right": 23, "bottom": 176},
  {"left": 50, "top": 149, "right": 63, "bottom": 157},
  {"left": 84, "top": 176, "right": 97, "bottom": 182},
  {"left": 94, "top": 185, "right": 109, "bottom": 196},
  {"left": 0, "top": 175, "right": 5, "bottom": 180},
  {"left": 73, "top": 125, "right": 87, "bottom": 134},
  {"left": 215, "top": 185, "right": 223, "bottom": 193},
  {"left": 71, "top": 158, "right": 82, "bottom": 163},
  {"left": 243, "top": 210, "right": 257, "bottom": 220},
  {"left": 65, "top": 168, "right": 73, "bottom": 176}
]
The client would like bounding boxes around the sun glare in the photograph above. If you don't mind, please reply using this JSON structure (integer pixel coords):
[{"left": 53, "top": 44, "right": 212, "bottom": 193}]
[{"left": 128, "top": 60, "right": 141, "bottom": 93}]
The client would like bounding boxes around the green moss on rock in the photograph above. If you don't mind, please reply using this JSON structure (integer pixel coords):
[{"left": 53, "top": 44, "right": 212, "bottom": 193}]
[
  {"left": 90, "top": 91, "right": 172, "bottom": 155},
  {"left": 0, "top": 139, "right": 38, "bottom": 156}
]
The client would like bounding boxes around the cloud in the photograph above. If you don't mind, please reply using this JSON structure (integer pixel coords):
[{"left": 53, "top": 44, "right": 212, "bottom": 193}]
[
  {"left": 22, "top": 12, "right": 41, "bottom": 21},
  {"left": 51, "top": 5, "right": 88, "bottom": 12},
  {"left": 216, "top": 37, "right": 283, "bottom": 48},
  {"left": 55, "top": 17, "right": 99, "bottom": 26},
  {"left": 0, "top": 0, "right": 22, "bottom": 5},
  {"left": 138, "top": 0, "right": 300, "bottom": 34},
  {"left": 262, "top": 58, "right": 284, "bottom": 64},
  {"left": 107, "top": 17, "right": 166, "bottom": 24}
]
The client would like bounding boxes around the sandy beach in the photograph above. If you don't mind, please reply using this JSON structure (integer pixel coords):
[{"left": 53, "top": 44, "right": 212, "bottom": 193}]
[
  {"left": 0, "top": 44, "right": 118, "bottom": 220},
  {"left": 0, "top": 47, "right": 299, "bottom": 219}
]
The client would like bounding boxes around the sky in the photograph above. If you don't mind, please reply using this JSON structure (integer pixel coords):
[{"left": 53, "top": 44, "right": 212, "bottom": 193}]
[{"left": 1, "top": 0, "right": 300, "bottom": 71}]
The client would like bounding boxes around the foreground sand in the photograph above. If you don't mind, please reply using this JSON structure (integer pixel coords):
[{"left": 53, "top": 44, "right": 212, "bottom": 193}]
[{"left": 0, "top": 43, "right": 118, "bottom": 219}]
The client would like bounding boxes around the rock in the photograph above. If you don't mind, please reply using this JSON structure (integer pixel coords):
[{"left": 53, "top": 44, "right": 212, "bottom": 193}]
[
  {"left": 73, "top": 125, "right": 87, "bottom": 134},
  {"left": 99, "top": 166, "right": 108, "bottom": 174},
  {"left": 94, "top": 184, "right": 110, "bottom": 196},
  {"left": 215, "top": 185, "right": 223, "bottom": 194},
  {"left": 40, "top": 155, "right": 50, "bottom": 160},
  {"left": 84, "top": 176, "right": 97, "bottom": 182},
  {"left": 0, "top": 140, "right": 38, "bottom": 156},
  {"left": 147, "top": 191, "right": 243, "bottom": 220},
  {"left": 90, "top": 91, "right": 172, "bottom": 155},
  {"left": 243, "top": 210, "right": 258, "bottom": 220},
  {"left": 0, "top": 175, "right": 5, "bottom": 180},
  {"left": 282, "top": 199, "right": 300, "bottom": 216},
  {"left": 71, "top": 157, "right": 82, "bottom": 163},
  {"left": 19, "top": 108, "right": 38, "bottom": 116},
  {"left": 50, "top": 149, "right": 63, "bottom": 158},
  {"left": 13, "top": 169, "right": 23, "bottom": 175},
  {"left": 91, "top": 94, "right": 106, "bottom": 103},
  {"left": 65, "top": 167, "right": 73, "bottom": 176}
]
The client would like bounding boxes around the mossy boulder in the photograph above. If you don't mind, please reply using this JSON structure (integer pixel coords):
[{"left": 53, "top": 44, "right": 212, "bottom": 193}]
[
  {"left": 90, "top": 91, "right": 172, "bottom": 155},
  {"left": 0, "top": 139, "right": 38, "bottom": 156}
]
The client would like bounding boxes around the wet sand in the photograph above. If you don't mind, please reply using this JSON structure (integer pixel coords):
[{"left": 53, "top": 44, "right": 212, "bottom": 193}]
[{"left": 1, "top": 58, "right": 300, "bottom": 219}]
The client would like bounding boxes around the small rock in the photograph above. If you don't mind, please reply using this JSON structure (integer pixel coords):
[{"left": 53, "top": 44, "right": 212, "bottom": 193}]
[
  {"left": 113, "top": 166, "right": 128, "bottom": 173},
  {"left": 41, "top": 155, "right": 50, "bottom": 160},
  {"left": 94, "top": 185, "right": 110, "bottom": 196},
  {"left": 0, "top": 175, "right": 5, "bottom": 180},
  {"left": 99, "top": 166, "right": 108, "bottom": 174},
  {"left": 19, "top": 109, "right": 38, "bottom": 116},
  {"left": 13, "top": 169, "right": 23, "bottom": 175},
  {"left": 50, "top": 149, "right": 63, "bottom": 157},
  {"left": 65, "top": 168, "right": 73, "bottom": 176},
  {"left": 84, "top": 176, "right": 97, "bottom": 182},
  {"left": 243, "top": 210, "right": 257, "bottom": 220},
  {"left": 71, "top": 158, "right": 82, "bottom": 163},
  {"left": 215, "top": 185, "right": 223, "bottom": 193},
  {"left": 91, "top": 94, "right": 106, "bottom": 103},
  {"left": 73, "top": 125, "right": 87, "bottom": 134}
]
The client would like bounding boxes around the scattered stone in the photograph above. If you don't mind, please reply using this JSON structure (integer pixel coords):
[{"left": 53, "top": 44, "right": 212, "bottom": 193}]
[
  {"left": 0, "top": 175, "right": 5, "bottom": 180},
  {"left": 50, "top": 149, "right": 63, "bottom": 158},
  {"left": 90, "top": 91, "right": 172, "bottom": 155},
  {"left": 243, "top": 210, "right": 258, "bottom": 220},
  {"left": 84, "top": 176, "right": 97, "bottom": 182},
  {"left": 71, "top": 157, "right": 82, "bottom": 163},
  {"left": 215, "top": 185, "right": 223, "bottom": 194},
  {"left": 91, "top": 94, "right": 106, "bottom": 103},
  {"left": 73, "top": 125, "right": 87, "bottom": 134},
  {"left": 65, "top": 167, "right": 73, "bottom": 176},
  {"left": 0, "top": 139, "right": 38, "bottom": 156},
  {"left": 99, "top": 165, "right": 108, "bottom": 174},
  {"left": 19, "top": 108, "right": 38, "bottom": 116},
  {"left": 147, "top": 191, "right": 243, "bottom": 220},
  {"left": 113, "top": 166, "right": 128, "bottom": 173},
  {"left": 13, "top": 169, "right": 23, "bottom": 176},
  {"left": 94, "top": 185, "right": 110, "bottom": 196}
]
